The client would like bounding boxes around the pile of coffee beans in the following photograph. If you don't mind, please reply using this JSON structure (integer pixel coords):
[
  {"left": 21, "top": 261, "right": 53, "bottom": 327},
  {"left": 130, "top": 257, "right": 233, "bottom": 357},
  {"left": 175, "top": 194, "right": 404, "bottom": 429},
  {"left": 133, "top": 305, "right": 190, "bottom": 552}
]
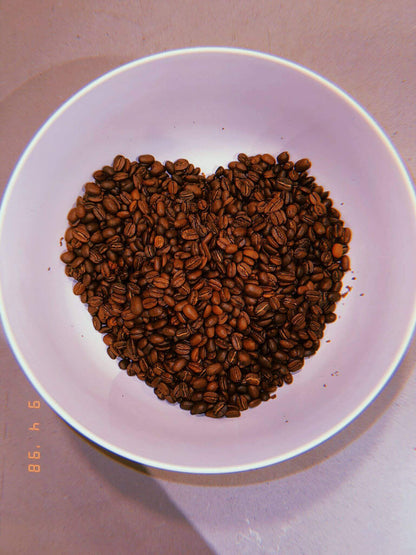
[{"left": 61, "top": 152, "right": 351, "bottom": 418}]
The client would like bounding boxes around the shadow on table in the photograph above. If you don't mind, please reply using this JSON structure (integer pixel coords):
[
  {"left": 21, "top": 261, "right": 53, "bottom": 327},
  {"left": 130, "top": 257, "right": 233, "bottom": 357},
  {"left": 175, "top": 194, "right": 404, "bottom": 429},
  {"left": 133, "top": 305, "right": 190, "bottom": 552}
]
[{"left": 68, "top": 427, "right": 215, "bottom": 554}]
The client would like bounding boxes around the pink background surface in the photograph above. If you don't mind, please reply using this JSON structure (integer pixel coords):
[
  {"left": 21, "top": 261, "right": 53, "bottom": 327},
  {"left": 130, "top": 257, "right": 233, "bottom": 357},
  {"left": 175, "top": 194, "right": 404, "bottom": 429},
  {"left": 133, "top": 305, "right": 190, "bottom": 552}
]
[{"left": 1, "top": 1, "right": 415, "bottom": 553}]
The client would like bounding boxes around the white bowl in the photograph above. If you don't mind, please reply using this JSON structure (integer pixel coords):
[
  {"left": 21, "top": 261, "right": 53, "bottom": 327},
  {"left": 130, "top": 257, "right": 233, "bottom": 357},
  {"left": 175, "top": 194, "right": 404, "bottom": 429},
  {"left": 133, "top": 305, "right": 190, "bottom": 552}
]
[{"left": 1, "top": 47, "right": 416, "bottom": 473}]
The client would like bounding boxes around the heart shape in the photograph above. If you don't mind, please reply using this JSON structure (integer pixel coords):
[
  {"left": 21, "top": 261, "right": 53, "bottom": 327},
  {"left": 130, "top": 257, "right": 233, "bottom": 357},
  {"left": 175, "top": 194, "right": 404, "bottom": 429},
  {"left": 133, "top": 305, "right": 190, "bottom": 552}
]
[{"left": 61, "top": 151, "right": 351, "bottom": 418}]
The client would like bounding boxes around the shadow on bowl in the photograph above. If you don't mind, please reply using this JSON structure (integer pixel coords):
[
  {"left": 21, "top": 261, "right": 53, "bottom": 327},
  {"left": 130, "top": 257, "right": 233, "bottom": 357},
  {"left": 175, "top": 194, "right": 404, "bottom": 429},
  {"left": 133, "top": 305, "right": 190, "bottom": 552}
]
[{"left": 67, "top": 331, "right": 415, "bottom": 487}]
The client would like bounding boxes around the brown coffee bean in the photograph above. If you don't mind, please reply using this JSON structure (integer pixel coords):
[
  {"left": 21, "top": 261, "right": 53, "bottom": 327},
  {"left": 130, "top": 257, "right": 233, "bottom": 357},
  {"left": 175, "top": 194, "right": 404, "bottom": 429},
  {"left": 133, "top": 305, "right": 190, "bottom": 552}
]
[
  {"left": 150, "top": 161, "right": 165, "bottom": 176},
  {"left": 230, "top": 333, "right": 243, "bottom": 351},
  {"left": 183, "top": 304, "right": 199, "bottom": 321},
  {"left": 149, "top": 334, "right": 165, "bottom": 345},
  {"left": 332, "top": 243, "right": 344, "bottom": 258},
  {"left": 206, "top": 363, "right": 222, "bottom": 376},
  {"left": 103, "top": 197, "right": 120, "bottom": 214},
  {"left": 203, "top": 391, "right": 219, "bottom": 404},
  {"left": 295, "top": 158, "right": 311, "bottom": 172},
  {"left": 244, "top": 283, "right": 263, "bottom": 298},
  {"left": 245, "top": 373, "right": 260, "bottom": 385},
  {"left": 142, "top": 297, "right": 157, "bottom": 310},
  {"left": 261, "top": 153, "right": 276, "bottom": 165},
  {"left": 277, "top": 151, "right": 289, "bottom": 164},
  {"left": 236, "top": 315, "right": 248, "bottom": 332},
  {"left": 174, "top": 158, "right": 189, "bottom": 172},
  {"left": 193, "top": 377, "right": 208, "bottom": 390},
  {"left": 60, "top": 251, "right": 75, "bottom": 264},
  {"left": 181, "top": 228, "right": 199, "bottom": 241},
  {"left": 73, "top": 282, "right": 85, "bottom": 295},
  {"left": 72, "top": 226, "right": 90, "bottom": 243},
  {"left": 237, "top": 262, "right": 252, "bottom": 278},
  {"left": 138, "top": 154, "right": 154, "bottom": 164},
  {"left": 154, "top": 235, "right": 165, "bottom": 248},
  {"left": 254, "top": 301, "right": 269, "bottom": 317},
  {"left": 226, "top": 409, "right": 241, "bottom": 418},
  {"left": 85, "top": 182, "right": 101, "bottom": 196},
  {"left": 153, "top": 275, "right": 170, "bottom": 289},
  {"left": 248, "top": 385, "right": 260, "bottom": 399},
  {"left": 229, "top": 366, "right": 242, "bottom": 383},
  {"left": 242, "top": 338, "right": 256, "bottom": 351},
  {"left": 191, "top": 401, "right": 207, "bottom": 415}
]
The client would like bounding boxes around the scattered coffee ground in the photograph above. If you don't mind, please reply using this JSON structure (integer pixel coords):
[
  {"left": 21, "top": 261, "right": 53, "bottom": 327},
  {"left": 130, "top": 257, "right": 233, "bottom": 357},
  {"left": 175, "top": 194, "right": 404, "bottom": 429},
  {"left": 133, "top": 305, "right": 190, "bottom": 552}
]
[{"left": 61, "top": 152, "right": 351, "bottom": 418}]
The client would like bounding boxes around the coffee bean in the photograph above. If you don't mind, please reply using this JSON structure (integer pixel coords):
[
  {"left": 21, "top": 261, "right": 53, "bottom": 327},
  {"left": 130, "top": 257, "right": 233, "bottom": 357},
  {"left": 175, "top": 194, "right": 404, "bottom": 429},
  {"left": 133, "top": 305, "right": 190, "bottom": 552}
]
[
  {"left": 72, "top": 226, "right": 90, "bottom": 243},
  {"left": 237, "top": 262, "right": 252, "bottom": 278},
  {"left": 149, "top": 334, "right": 165, "bottom": 345},
  {"left": 226, "top": 409, "right": 241, "bottom": 418},
  {"left": 150, "top": 161, "right": 165, "bottom": 176},
  {"left": 277, "top": 151, "right": 289, "bottom": 164},
  {"left": 183, "top": 304, "right": 199, "bottom": 321},
  {"left": 341, "top": 255, "right": 350, "bottom": 271},
  {"left": 60, "top": 251, "right": 75, "bottom": 264},
  {"left": 244, "top": 283, "right": 263, "bottom": 298},
  {"left": 203, "top": 391, "right": 219, "bottom": 404},
  {"left": 138, "top": 154, "right": 155, "bottom": 164},
  {"left": 215, "top": 325, "right": 228, "bottom": 339},
  {"left": 174, "top": 158, "right": 189, "bottom": 172},
  {"left": 73, "top": 282, "right": 85, "bottom": 295},
  {"left": 103, "top": 197, "right": 120, "bottom": 214},
  {"left": 254, "top": 301, "right": 269, "bottom": 317},
  {"left": 206, "top": 363, "right": 222, "bottom": 376},
  {"left": 231, "top": 333, "right": 243, "bottom": 351},
  {"left": 332, "top": 243, "right": 344, "bottom": 258},
  {"left": 261, "top": 153, "right": 276, "bottom": 165},
  {"left": 153, "top": 275, "right": 170, "bottom": 289},
  {"left": 295, "top": 158, "right": 311, "bottom": 172},
  {"left": 193, "top": 377, "right": 208, "bottom": 390},
  {"left": 191, "top": 401, "right": 207, "bottom": 415},
  {"left": 181, "top": 228, "right": 199, "bottom": 241}
]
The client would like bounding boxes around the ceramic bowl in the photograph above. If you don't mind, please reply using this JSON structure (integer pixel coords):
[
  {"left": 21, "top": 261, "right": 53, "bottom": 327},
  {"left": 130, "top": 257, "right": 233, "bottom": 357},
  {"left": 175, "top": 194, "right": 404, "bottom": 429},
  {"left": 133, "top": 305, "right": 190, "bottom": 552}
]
[{"left": 1, "top": 47, "right": 415, "bottom": 473}]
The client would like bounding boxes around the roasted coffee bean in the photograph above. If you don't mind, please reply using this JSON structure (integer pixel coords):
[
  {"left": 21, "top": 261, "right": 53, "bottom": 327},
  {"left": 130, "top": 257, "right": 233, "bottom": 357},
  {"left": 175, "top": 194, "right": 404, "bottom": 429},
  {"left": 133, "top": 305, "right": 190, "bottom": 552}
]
[
  {"left": 60, "top": 251, "right": 75, "bottom": 264},
  {"left": 130, "top": 296, "right": 143, "bottom": 315},
  {"left": 191, "top": 401, "right": 207, "bottom": 415},
  {"left": 183, "top": 304, "right": 199, "bottom": 321},
  {"left": 206, "top": 362, "right": 222, "bottom": 376},
  {"left": 295, "top": 158, "right": 311, "bottom": 172},
  {"left": 244, "top": 283, "right": 263, "bottom": 298},
  {"left": 62, "top": 151, "right": 351, "bottom": 418},
  {"left": 341, "top": 255, "right": 350, "bottom": 271}
]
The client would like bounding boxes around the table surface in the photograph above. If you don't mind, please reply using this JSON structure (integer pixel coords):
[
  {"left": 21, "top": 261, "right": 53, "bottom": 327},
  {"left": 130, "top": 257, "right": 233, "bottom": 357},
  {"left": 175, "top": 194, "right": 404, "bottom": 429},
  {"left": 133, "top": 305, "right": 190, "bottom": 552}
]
[{"left": 1, "top": 2, "right": 416, "bottom": 553}]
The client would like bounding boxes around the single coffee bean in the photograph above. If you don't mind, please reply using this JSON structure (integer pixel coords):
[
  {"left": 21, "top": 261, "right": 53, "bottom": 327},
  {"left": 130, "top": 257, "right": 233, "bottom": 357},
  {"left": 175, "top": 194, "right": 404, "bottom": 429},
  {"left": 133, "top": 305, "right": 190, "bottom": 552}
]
[
  {"left": 226, "top": 409, "right": 241, "bottom": 418},
  {"left": 341, "top": 255, "right": 350, "bottom": 271},
  {"left": 295, "top": 158, "right": 311, "bottom": 172},
  {"left": 60, "top": 251, "right": 75, "bottom": 264},
  {"left": 153, "top": 275, "right": 170, "bottom": 289},
  {"left": 332, "top": 243, "right": 344, "bottom": 258},
  {"left": 103, "top": 197, "right": 120, "bottom": 214},
  {"left": 206, "top": 363, "right": 222, "bottom": 376},
  {"left": 138, "top": 154, "right": 155, "bottom": 164},
  {"left": 244, "top": 283, "right": 263, "bottom": 298},
  {"left": 191, "top": 401, "right": 207, "bottom": 415},
  {"left": 261, "top": 153, "right": 276, "bottom": 165},
  {"left": 183, "top": 304, "right": 199, "bottom": 321}
]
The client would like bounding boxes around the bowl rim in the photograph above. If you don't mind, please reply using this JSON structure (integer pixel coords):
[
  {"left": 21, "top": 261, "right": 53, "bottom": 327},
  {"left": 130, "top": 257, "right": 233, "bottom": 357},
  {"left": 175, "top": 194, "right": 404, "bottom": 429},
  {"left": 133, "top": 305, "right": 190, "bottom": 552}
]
[{"left": 1, "top": 46, "right": 416, "bottom": 474}]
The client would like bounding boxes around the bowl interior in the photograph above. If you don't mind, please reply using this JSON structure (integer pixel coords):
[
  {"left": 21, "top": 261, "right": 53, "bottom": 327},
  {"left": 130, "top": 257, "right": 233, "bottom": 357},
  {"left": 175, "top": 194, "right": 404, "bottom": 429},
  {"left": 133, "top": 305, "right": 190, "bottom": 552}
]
[{"left": 1, "top": 48, "right": 416, "bottom": 472}]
